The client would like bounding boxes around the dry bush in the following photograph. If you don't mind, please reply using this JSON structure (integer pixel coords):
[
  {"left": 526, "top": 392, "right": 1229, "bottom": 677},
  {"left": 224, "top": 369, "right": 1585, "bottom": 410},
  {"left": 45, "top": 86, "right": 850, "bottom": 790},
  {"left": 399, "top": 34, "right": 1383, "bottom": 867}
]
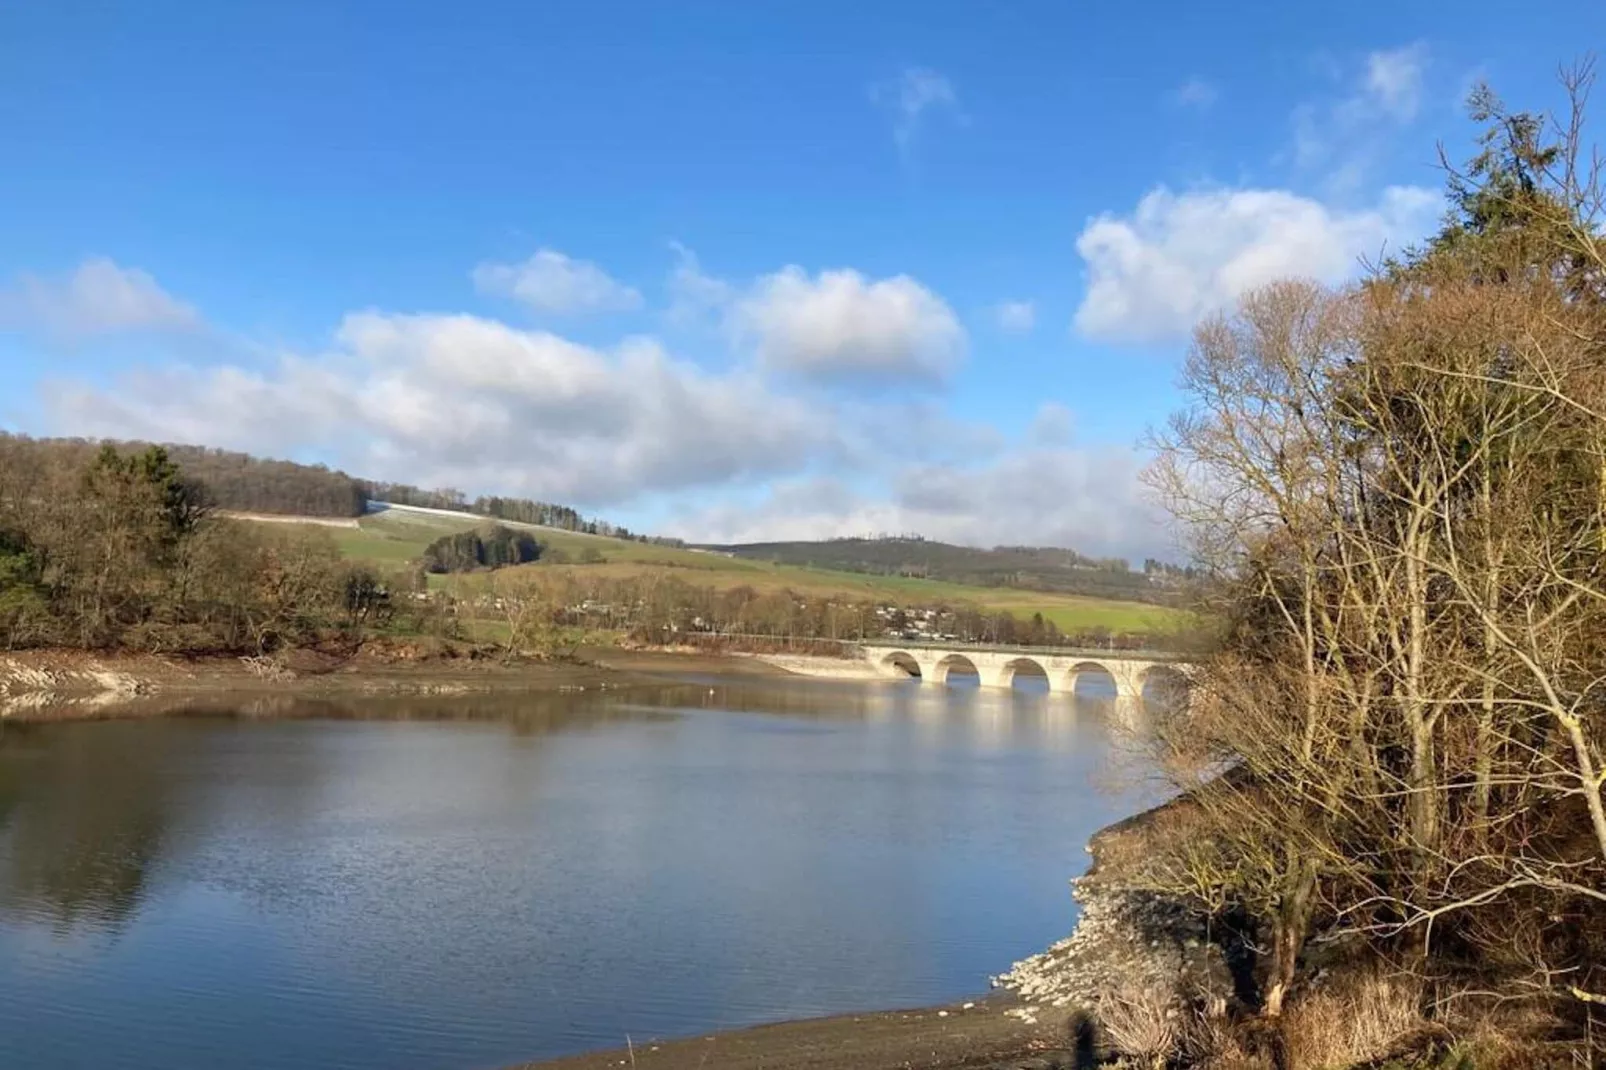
[
  {"left": 1181, "top": 1008, "right": 1271, "bottom": 1069},
  {"left": 1282, "top": 971, "right": 1426, "bottom": 1069},
  {"left": 1100, "top": 983, "right": 1182, "bottom": 1068}
]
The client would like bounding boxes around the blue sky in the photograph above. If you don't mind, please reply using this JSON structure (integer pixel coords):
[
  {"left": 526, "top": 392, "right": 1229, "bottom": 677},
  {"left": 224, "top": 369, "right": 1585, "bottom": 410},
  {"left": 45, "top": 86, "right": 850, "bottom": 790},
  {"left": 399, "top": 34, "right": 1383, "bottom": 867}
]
[{"left": 0, "top": 2, "right": 1595, "bottom": 558}]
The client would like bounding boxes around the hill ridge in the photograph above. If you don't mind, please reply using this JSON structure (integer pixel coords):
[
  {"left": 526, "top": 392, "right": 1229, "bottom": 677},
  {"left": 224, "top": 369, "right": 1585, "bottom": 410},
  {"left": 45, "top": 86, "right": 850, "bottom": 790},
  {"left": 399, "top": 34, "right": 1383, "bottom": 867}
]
[{"left": 703, "top": 536, "right": 1188, "bottom": 606}]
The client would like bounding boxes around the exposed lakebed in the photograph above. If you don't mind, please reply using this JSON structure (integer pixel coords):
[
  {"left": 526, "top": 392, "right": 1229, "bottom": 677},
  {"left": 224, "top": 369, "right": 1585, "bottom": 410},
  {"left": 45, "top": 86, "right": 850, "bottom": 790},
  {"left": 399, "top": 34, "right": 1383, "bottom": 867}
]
[{"left": 0, "top": 674, "right": 1144, "bottom": 1070}]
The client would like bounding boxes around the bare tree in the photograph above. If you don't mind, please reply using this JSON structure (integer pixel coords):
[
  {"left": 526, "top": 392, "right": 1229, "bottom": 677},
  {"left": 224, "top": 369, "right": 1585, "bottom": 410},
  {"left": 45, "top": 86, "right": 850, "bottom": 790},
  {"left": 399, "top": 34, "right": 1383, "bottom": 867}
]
[{"left": 1140, "top": 68, "right": 1606, "bottom": 1039}]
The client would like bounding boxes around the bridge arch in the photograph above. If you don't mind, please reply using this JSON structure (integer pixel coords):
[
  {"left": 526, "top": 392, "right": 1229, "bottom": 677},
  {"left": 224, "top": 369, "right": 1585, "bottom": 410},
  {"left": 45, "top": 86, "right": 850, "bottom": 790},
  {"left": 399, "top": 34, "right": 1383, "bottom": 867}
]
[
  {"left": 993, "top": 656, "right": 1050, "bottom": 691},
  {"left": 1060, "top": 660, "right": 1119, "bottom": 697},
  {"left": 879, "top": 650, "right": 922, "bottom": 679},
  {"left": 930, "top": 653, "right": 980, "bottom": 686}
]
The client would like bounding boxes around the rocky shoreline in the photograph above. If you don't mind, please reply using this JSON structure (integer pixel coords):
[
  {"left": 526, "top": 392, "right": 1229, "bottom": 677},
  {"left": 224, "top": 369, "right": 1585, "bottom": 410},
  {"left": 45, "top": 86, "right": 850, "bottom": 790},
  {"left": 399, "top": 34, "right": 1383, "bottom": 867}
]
[
  {"left": 996, "top": 879, "right": 1189, "bottom": 1018},
  {"left": 994, "top": 798, "right": 1218, "bottom": 1020}
]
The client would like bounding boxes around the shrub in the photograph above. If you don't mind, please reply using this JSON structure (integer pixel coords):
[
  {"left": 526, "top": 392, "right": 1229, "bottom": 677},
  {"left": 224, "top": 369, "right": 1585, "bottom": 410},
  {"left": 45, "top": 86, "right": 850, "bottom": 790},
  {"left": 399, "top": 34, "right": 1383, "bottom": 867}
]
[
  {"left": 1100, "top": 982, "right": 1182, "bottom": 1069},
  {"left": 1282, "top": 972, "right": 1425, "bottom": 1070}
]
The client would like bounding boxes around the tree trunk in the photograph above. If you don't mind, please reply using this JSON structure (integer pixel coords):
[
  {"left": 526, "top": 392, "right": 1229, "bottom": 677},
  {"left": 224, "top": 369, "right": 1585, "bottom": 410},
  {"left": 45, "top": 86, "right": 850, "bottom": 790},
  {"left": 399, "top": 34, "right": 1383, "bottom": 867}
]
[
  {"left": 1264, "top": 862, "right": 1317, "bottom": 1017},
  {"left": 1403, "top": 527, "right": 1441, "bottom": 870},
  {"left": 1472, "top": 472, "right": 1500, "bottom": 825}
]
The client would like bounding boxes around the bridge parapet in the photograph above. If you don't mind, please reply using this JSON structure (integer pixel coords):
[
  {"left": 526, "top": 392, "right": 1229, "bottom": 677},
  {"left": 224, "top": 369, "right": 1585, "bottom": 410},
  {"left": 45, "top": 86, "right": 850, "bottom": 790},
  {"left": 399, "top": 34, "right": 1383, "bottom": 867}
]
[{"left": 861, "top": 639, "right": 1190, "bottom": 662}]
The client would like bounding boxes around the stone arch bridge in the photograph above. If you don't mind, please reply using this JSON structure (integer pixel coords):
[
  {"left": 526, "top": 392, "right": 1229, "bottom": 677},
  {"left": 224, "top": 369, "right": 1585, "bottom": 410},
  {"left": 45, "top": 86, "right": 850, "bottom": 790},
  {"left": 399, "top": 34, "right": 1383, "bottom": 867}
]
[{"left": 860, "top": 641, "right": 1191, "bottom": 699}]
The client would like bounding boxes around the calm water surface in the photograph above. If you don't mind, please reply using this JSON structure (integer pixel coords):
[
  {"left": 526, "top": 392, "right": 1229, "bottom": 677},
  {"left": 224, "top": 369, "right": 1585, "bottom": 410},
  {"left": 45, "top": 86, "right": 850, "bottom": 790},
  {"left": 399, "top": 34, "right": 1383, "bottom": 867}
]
[{"left": 0, "top": 674, "right": 1149, "bottom": 1070}]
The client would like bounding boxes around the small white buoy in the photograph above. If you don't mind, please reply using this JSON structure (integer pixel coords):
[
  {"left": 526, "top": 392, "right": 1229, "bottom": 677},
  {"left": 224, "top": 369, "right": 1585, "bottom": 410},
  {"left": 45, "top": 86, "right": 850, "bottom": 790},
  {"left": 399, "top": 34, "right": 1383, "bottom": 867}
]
[{"left": 937, "top": 1010, "right": 949, "bottom": 1017}]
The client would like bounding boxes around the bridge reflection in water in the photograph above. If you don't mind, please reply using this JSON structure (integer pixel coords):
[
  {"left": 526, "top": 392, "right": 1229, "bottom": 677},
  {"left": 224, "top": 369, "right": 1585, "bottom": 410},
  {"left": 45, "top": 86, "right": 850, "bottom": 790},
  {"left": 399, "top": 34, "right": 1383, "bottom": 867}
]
[{"left": 863, "top": 672, "right": 1154, "bottom": 750}]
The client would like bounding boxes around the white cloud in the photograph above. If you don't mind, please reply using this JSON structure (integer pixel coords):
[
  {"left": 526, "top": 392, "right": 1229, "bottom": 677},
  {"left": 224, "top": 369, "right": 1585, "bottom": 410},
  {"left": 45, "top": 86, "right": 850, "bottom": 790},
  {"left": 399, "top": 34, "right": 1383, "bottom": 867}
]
[
  {"left": 1365, "top": 44, "right": 1427, "bottom": 121},
  {"left": 1290, "top": 44, "right": 1428, "bottom": 191},
  {"left": 40, "top": 288, "right": 1170, "bottom": 556},
  {"left": 995, "top": 300, "right": 1036, "bottom": 334},
  {"left": 2, "top": 257, "right": 199, "bottom": 336},
  {"left": 664, "top": 444, "right": 1166, "bottom": 560},
  {"left": 472, "top": 249, "right": 642, "bottom": 315},
  {"left": 1026, "top": 401, "right": 1074, "bottom": 446},
  {"left": 50, "top": 313, "right": 837, "bottom": 507},
  {"left": 731, "top": 266, "right": 965, "bottom": 383},
  {"left": 665, "top": 241, "right": 734, "bottom": 326},
  {"left": 1073, "top": 184, "right": 1440, "bottom": 342},
  {"left": 1171, "top": 77, "right": 1219, "bottom": 111},
  {"left": 873, "top": 67, "right": 960, "bottom": 152},
  {"left": 663, "top": 251, "right": 967, "bottom": 381},
  {"left": 27, "top": 241, "right": 1173, "bottom": 557}
]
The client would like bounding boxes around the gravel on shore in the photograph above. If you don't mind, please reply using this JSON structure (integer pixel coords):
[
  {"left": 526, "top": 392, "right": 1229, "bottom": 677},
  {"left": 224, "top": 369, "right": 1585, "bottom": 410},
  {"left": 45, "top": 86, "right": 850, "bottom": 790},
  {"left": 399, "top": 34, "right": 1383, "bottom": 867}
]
[{"left": 995, "top": 876, "right": 1195, "bottom": 1011}]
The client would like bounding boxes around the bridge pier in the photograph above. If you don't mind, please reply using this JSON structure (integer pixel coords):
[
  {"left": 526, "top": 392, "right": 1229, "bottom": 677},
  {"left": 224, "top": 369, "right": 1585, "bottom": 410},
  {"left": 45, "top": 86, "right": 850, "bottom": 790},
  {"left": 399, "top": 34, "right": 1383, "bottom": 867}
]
[
  {"left": 1104, "top": 663, "right": 1145, "bottom": 700},
  {"left": 976, "top": 664, "right": 1015, "bottom": 689}
]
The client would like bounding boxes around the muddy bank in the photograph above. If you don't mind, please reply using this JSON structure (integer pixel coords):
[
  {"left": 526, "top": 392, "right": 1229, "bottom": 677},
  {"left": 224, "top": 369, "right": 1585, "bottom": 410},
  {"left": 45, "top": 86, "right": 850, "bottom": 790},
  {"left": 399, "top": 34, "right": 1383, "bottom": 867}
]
[
  {"left": 0, "top": 645, "right": 787, "bottom": 720},
  {"left": 508, "top": 996, "right": 1081, "bottom": 1070}
]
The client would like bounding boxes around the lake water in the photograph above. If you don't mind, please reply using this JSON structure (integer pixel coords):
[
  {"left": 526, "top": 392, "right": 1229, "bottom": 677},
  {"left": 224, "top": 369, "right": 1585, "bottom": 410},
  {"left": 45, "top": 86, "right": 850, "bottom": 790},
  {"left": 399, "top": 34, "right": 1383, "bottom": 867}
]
[{"left": 0, "top": 674, "right": 1149, "bottom": 1070}]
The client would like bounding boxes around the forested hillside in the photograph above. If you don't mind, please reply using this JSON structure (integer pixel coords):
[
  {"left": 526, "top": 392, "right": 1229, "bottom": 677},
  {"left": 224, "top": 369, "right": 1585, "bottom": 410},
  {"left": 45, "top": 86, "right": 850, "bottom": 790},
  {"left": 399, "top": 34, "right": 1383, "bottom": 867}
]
[
  {"left": 0, "top": 434, "right": 366, "bottom": 517},
  {"left": 1, "top": 436, "right": 653, "bottom": 537},
  {"left": 709, "top": 537, "right": 1191, "bottom": 604}
]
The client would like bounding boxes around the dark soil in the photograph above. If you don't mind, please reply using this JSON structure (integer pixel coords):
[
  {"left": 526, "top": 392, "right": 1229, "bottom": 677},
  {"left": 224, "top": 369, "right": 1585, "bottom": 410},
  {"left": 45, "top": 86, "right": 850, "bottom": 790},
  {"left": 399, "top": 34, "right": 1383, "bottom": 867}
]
[{"left": 507, "top": 997, "right": 1084, "bottom": 1070}]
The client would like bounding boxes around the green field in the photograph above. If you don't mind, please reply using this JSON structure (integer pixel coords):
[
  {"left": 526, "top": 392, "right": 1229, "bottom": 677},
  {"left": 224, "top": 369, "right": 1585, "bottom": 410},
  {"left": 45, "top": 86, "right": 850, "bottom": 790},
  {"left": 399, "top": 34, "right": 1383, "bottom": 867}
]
[{"left": 307, "top": 508, "right": 1184, "bottom": 635}]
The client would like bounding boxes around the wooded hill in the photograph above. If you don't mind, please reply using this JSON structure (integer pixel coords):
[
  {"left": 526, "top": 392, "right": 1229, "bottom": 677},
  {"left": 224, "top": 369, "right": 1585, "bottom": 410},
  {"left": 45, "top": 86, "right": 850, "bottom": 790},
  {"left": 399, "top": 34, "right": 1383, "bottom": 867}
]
[
  {"left": 706, "top": 537, "right": 1189, "bottom": 605},
  {"left": 0, "top": 436, "right": 626, "bottom": 536},
  {"left": 0, "top": 434, "right": 367, "bottom": 517}
]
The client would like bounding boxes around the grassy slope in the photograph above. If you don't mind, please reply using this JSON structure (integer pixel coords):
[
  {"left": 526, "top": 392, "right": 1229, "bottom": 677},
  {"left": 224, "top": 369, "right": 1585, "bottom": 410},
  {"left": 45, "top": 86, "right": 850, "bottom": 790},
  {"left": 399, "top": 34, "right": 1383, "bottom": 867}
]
[{"left": 317, "top": 509, "right": 1182, "bottom": 635}]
